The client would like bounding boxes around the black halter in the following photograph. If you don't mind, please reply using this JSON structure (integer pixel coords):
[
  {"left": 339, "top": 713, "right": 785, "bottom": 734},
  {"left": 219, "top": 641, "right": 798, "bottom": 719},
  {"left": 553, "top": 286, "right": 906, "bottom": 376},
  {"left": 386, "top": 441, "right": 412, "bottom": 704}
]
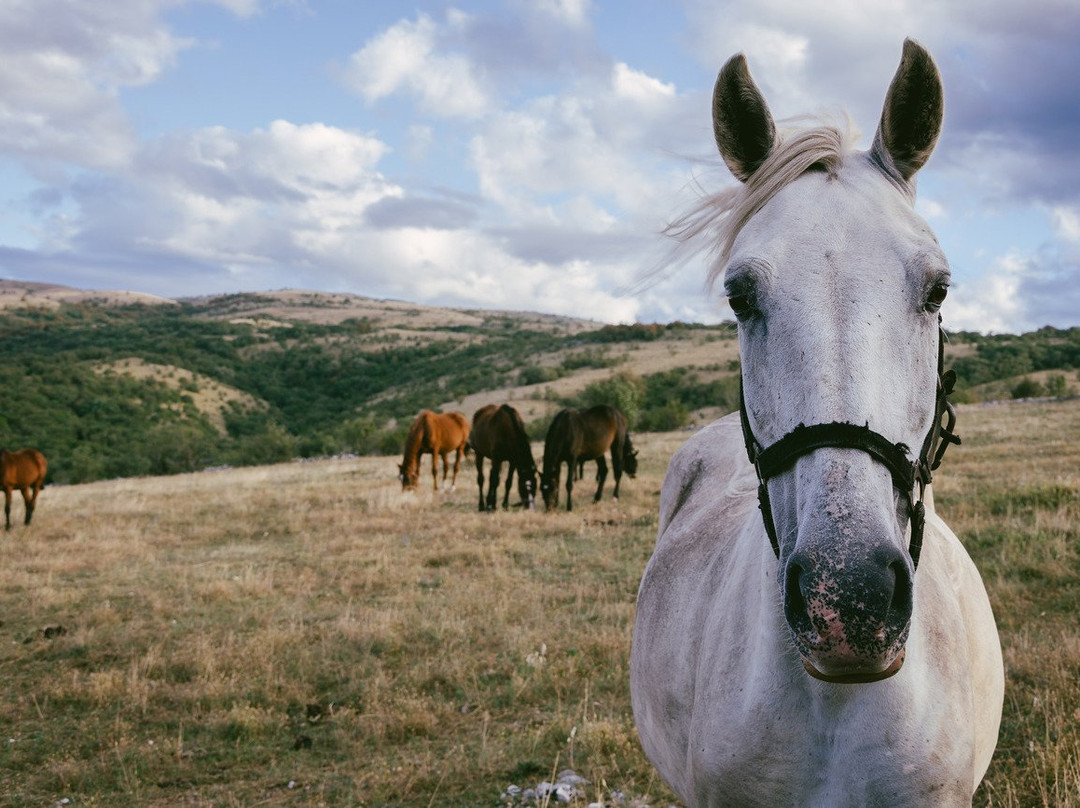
[{"left": 739, "top": 327, "right": 960, "bottom": 569}]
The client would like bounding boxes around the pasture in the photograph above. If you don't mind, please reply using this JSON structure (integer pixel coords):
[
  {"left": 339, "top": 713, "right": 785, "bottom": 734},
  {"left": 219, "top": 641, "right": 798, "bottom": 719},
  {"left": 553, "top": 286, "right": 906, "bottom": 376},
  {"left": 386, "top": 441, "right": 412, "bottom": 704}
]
[{"left": 1, "top": 400, "right": 1078, "bottom": 807}]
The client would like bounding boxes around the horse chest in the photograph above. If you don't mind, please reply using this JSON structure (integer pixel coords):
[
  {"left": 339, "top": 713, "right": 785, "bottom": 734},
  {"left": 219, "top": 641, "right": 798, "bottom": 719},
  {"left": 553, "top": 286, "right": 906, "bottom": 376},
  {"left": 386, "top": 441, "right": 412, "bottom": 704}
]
[{"left": 686, "top": 686, "right": 971, "bottom": 807}]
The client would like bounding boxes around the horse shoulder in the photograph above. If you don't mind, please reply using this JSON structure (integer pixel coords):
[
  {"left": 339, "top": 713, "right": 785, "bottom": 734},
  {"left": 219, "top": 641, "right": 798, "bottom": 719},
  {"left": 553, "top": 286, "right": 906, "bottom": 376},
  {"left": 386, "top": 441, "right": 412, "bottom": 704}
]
[
  {"left": 657, "top": 414, "right": 755, "bottom": 536},
  {"left": 633, "top": 414, "right": 768, "bottom": 795},
  {"left": 915, "top": 510, "right": 1005, "bottom": 788}
]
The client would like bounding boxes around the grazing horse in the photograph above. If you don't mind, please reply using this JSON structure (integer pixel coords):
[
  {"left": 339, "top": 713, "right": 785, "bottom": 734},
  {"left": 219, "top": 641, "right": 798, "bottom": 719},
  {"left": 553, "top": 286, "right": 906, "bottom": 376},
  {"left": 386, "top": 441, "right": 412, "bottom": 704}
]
[
  {"left": 540, "top": 404, "right": 638, "bottom": 511},
  {"left": 1, "top": 448, "right": 47, "bottom": 530},
  {"left": 631, "top": 41, "right": 1003, "bottom": 807},
  {"left": 397, "top": 410, "right": 470, "bottom": 492},
  {"left": 470, "top": 403, "right": 538, "bottom": 512}
]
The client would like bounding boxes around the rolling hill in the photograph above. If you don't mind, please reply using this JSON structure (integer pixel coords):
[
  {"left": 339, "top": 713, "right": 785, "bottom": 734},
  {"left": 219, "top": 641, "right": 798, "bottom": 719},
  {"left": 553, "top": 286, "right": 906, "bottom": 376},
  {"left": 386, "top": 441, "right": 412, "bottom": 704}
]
[{"left": 1, "top": 279, "right": 1077, "bottom": 484}]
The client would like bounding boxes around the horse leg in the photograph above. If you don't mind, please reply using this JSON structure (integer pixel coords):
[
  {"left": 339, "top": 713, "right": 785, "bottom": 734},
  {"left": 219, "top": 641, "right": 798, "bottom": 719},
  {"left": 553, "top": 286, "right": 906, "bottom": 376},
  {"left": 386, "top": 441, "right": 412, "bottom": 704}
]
[
  {"left": 487, "top": 460, "right": 502, "bottom": 511},
  {"left": 3, "top": 487, "right": 11, "bottom": 531},
  {"left": 502, "top": 465, "right": 514, "bottom": 510},
  {"left": 611, "top": 446, "right": 623, "bottom": 501},
  {"left": 431, "top": 452, "right": 441, "bottom": 491},
  {"left": 20, "top": 485, "right": 34, "bottom": 526},
  {"left": 476, "top": 456, "right": 487, "bottom": 511},
  {"left": 594, "top": 455, "right": 608, "bottom": 503},
  {"left": 451, "top": 446, "right": 463, "bottom": 492},
  {"left": 565, "top": 458, "right": 575, "bottom": 512}
]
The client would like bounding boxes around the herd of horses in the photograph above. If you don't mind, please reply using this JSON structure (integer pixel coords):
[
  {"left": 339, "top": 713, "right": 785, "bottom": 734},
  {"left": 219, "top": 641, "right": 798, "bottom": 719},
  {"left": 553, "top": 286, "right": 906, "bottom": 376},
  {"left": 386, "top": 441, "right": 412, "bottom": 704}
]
[{"left": 396, "top": 403, "right": 638, "bottom": 512}]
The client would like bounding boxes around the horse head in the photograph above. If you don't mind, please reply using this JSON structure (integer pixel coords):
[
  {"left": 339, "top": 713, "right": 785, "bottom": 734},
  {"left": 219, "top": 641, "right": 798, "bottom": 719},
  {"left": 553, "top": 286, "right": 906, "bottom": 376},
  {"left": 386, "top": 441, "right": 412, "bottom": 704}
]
[
  {"left": 518, "top": 464, "right": 538, "bottom": 510},
  {"left": 398, "top": 461, "right": 419, "bottom": 491},
  {"left": 540, "top": 473, "right": 558, "bottom": 511},
  {"left": 715, "top": 40, "right": 946, "bottom": 681}
]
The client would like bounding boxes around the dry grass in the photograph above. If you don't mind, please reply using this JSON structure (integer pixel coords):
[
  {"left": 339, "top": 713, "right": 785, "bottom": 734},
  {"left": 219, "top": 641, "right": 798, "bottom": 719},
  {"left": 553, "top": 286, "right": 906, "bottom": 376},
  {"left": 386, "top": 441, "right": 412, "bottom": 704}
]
[
  {"left": 2, "top": 401, "right": 1078, "bottom": 806},
  {"left": 939, "top": 399, "right": 1080, "bottom": 808}
]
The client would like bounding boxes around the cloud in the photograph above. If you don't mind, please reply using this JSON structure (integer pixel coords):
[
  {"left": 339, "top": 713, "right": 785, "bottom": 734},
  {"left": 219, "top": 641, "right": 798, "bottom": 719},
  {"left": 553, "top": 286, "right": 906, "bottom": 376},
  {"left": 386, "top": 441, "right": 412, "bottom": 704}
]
[
  {"left": 364, "top": 194, "right": 479, "bottom": 231},
  {"left": 342, "top": 12, "right": 491, "bottom": 119},
  {"left": 0, "top": 0, "right": 262, "bottom": 172},
  {"left": 3, "top": 0, "right": 1079, "bottom": 333}
]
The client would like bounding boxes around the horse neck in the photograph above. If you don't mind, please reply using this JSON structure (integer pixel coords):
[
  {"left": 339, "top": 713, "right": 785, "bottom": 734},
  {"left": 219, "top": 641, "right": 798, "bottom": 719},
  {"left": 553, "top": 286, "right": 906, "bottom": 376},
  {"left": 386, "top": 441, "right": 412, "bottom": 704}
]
[
  {"left": 511, "top": 421, "right": 536, "bottom": 471},
  {"left": 542, "top": 413, "right": 570, "bottom": 476},
  {"left": 402, "top": 419, "right": 428, "bottom": 470}
]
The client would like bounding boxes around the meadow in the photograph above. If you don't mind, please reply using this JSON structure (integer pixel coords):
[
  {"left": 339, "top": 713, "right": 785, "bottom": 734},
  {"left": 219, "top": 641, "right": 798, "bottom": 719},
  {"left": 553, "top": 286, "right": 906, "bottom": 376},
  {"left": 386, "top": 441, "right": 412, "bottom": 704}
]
[{"left": 1, "top": 399, "right": 1078, "bottom": 807}]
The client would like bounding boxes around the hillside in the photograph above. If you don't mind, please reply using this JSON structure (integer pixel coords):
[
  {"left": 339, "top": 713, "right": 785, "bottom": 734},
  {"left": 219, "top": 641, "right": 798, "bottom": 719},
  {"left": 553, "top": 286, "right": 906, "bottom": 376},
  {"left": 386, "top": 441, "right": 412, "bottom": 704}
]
[{"left": 1, "top": 280, "right": 1078, "bottom": 484}]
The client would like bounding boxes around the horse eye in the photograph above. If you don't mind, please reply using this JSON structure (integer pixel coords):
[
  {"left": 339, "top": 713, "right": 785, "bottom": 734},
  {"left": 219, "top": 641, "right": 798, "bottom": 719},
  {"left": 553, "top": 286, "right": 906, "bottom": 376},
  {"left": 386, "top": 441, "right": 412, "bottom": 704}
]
[
  {"left": 925, "top": 283, "right": 948, "bottom": 312},
  {"left": 727, "top": 294, "right": 755, "bottom": 319}
]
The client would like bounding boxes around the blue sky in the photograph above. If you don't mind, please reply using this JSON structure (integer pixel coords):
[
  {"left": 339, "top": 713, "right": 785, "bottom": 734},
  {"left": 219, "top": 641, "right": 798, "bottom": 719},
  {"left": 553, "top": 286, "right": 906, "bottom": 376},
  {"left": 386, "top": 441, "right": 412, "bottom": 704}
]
[{"left": 1, "top": 0, "right": 1078, "bottom": 332}]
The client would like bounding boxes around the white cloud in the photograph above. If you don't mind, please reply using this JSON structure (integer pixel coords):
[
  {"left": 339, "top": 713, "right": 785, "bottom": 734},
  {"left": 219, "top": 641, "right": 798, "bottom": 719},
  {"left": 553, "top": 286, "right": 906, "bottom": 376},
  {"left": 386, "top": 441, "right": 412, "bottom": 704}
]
[
  {"left": 526, "top": 0, "right": 591, "bottom": 28},
  {"left": 916, "top": 197, "right": 947, "bottom": 222},
  {"left": 947, "top": 253, "right": 1028, "bottom": 333},
  {"left": 1051, "top": 206, "right": 1080, "bottom": 243},
  {"left": 343, "top": 13, "right": 490, "bottom": 119},
  {"left": 613, "top": 62, "right": 676, "bottom": 105},
  {"left": 0, "top": 0, "right": 271, "bottom": 171}
]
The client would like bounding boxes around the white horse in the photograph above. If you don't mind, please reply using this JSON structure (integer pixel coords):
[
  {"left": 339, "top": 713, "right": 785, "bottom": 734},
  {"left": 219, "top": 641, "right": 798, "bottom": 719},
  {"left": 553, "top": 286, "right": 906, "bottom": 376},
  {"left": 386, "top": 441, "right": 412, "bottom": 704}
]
[{"left": 631, "top": 40, "right": 1003, "bottom": 807}]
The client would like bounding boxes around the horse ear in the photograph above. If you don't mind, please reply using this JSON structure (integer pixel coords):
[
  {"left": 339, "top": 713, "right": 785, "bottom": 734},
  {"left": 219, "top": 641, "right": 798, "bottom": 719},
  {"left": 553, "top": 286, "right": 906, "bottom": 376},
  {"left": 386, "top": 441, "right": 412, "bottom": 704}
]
[
  {"left": 712, "top": 53, "right": 777, "bottom": 183},
  {"left": 871, "top": 39, "right": 944, "bottom": 183}
]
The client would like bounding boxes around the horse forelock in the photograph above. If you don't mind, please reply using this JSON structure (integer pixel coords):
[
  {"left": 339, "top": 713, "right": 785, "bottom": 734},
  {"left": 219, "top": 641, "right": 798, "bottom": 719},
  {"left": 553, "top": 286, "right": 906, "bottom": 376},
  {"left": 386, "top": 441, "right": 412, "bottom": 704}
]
[{"left": 666, "top": 116, "right": 859, "bottom": 292}]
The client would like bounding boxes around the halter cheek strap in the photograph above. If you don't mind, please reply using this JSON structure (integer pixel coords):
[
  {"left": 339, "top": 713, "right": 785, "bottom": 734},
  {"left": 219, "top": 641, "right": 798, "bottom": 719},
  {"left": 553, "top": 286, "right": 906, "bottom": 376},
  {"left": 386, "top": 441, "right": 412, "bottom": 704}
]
[{"left": 739, "top": 327, "right": 960, "bottom": 569}]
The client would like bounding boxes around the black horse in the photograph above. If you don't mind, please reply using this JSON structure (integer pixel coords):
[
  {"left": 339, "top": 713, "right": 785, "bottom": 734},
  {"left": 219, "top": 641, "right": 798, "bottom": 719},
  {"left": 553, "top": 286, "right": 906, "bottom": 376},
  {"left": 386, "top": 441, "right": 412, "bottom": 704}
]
[
  {"left": 540, "top": 404, "right": 638, "bottom": 511},
  {"left": 470, "top": 404, "right": 538, "bottom": 511}
]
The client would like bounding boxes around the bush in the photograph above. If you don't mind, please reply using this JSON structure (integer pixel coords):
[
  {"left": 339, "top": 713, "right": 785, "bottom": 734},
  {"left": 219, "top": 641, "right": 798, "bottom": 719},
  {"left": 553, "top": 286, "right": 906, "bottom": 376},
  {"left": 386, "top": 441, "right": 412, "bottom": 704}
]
[
  {"left": 574, "top": 373, "right": 645, "bottom": 427},
  {"left": 228, "top": 422, "right": 297, "bottom": 466},
  {"left": 1044, "top": 374, "right": 1069, "bottom": 398},
  {"left": 1011, "top": 378, "right": 1044, "bottom": 399},
  {"left": 518, "top": 365, "right": 561, "bottom": 386},
  {"left": 637, "top": 400, "right": 690, "bottom": 432}
]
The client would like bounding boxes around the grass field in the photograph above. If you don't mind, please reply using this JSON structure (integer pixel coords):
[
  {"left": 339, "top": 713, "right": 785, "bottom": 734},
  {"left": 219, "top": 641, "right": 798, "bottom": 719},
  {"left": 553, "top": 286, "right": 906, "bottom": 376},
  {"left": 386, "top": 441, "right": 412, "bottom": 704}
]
[{"left": 1, "top": 399, "right": 1078, "bottom": 807}]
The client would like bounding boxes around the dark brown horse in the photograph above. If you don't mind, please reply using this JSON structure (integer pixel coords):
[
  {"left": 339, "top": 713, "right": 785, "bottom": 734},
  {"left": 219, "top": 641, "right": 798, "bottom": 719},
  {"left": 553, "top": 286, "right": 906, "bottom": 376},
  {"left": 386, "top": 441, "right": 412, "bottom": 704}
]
[
  {"left": 398, "top": 410, "right": 470, "bottom": 492},
  {"left": 1, "top": 448, "right": 47, "bottom": 530},
  {"left": 470, "top": 403, "right": 538, "bottom": 512},
  {"left": 541, "top": 404, "right": 638, "bottom": 511}
]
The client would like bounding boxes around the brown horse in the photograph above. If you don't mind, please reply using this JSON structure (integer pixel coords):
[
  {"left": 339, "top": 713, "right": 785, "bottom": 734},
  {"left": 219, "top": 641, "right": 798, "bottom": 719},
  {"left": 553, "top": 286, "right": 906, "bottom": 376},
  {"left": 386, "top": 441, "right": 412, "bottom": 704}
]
[
  {"left": 470, "top": 403, "right": 538, "bottom": 512},
  {"left": 398, "top": 410, "right": 470, "bottom": 492},
  {"left": 1, "top": 448, "right": 47, "bottom": 530},
  {"left": 540, "top": 404, "right": 638, "bottom": 511}
]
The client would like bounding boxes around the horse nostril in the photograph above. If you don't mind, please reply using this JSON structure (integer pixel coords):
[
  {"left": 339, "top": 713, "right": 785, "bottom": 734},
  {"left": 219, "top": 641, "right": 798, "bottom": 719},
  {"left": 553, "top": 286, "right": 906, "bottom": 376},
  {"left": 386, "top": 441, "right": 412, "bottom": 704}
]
[
  {"left": 888, "top": 559, "right": 912, "bottom": 616},
  {"left": 783, "top": 556, "right": 810, "bottom": 631}
]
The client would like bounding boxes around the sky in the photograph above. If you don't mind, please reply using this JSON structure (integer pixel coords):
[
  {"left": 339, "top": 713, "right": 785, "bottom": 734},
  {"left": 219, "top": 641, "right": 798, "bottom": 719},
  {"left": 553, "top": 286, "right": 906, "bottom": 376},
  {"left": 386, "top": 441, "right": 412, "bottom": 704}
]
[{"left": 1, "top": 0, "right": 1078, "bottom": 332}]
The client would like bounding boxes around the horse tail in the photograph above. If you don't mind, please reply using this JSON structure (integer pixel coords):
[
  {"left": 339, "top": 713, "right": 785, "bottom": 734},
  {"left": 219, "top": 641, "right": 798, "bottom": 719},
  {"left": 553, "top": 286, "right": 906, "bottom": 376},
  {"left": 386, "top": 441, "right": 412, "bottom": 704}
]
[{"left": 451, "top": 412, "right": 471, "bottom": 454}]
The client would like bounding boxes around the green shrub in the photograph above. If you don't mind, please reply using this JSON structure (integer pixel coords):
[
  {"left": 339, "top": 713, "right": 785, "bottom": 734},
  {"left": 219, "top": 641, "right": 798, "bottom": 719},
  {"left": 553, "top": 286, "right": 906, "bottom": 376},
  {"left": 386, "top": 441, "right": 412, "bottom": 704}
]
[{"left": 1011, "top": 378, "right": 1044, "bottom": 399}]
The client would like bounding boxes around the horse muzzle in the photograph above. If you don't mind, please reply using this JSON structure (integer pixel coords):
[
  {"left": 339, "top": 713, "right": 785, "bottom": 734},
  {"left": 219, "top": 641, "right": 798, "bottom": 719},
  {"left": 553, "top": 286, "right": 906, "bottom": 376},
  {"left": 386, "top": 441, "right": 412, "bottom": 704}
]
[{"left": 783, "top": 541, "right": 913, "bottom": 684}]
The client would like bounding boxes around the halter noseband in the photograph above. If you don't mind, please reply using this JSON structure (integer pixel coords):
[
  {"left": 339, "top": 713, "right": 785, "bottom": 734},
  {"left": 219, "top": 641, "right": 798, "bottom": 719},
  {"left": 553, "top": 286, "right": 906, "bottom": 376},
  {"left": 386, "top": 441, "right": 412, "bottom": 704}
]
[{"left": 739, "top": 327, "right": 960, "bottom": 569}]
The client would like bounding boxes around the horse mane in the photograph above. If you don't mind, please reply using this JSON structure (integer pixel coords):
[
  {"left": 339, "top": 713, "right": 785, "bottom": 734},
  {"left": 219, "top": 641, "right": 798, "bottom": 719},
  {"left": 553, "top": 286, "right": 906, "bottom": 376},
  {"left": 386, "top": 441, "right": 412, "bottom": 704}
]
[
  {"left": 665, "top": 115, "right": 858, "bottom": 291},
  {"left": 401, "top": 411, "right": 431, "bottom": 471},
  {"left": 542, "top": 409, "right": 572, "bottom": 478}
]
